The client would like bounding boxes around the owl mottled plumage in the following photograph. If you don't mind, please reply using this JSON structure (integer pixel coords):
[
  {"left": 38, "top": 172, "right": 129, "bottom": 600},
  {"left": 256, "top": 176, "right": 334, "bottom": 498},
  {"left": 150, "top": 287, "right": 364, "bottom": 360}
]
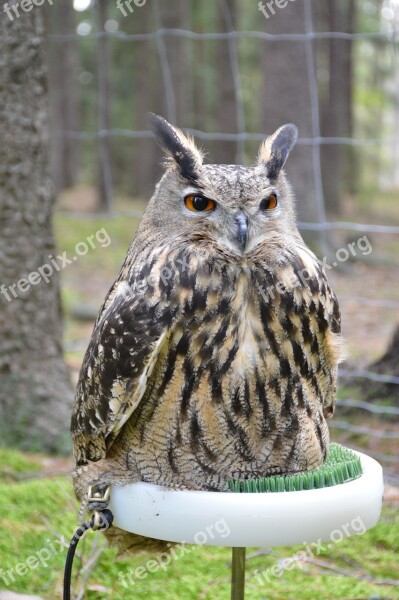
[{"left": 71, "top": 115, "right": 343, "bottom": 545}]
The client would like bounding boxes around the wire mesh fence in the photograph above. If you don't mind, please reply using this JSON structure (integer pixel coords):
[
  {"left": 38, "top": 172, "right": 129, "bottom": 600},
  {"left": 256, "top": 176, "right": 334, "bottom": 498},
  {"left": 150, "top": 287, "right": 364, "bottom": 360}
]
[{"left": 48, "top": 0, "right": 398, "bottom": 484}]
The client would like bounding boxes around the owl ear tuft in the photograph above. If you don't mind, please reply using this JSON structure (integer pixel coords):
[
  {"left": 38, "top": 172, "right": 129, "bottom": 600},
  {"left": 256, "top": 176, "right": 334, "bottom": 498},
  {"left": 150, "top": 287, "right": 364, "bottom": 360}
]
[
  {"left": 258, "top": 124, "right": 298, "bottom": 180},
  {"left": 147, "top": 113, "right": 203, "bottom": 183}
]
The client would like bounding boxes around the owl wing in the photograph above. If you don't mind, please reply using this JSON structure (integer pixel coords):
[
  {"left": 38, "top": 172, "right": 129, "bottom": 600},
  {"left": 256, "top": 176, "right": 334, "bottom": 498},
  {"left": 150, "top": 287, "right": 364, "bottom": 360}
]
[
  {"left": 71, "top": 277, "right": 176, "bottom": 466},
  {"left": 317, "top": 274, "right": 342, "bottom": 419},
  {"left": 257, "top": 244, "right": 343, "bottom": 419},
  {"left": 289, "top": 246, "right": 343, "bottom": 418},
  {"left": 307, "top": 270, "right": 341, "bottom": 419}
]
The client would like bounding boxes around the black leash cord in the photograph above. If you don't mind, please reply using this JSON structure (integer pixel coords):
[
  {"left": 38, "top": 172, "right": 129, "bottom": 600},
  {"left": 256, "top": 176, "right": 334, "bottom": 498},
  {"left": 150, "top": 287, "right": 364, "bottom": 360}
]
[{"left": 63, "top": 509, "right": 114, "bottom": 600}]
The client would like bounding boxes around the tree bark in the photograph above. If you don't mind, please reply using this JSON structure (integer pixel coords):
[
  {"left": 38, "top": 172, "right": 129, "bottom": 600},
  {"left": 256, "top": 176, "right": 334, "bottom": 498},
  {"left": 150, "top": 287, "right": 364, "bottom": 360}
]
[
  {"left": 259, "top": 0, "right": 318, "bottom": 225},
  {"left": 363, "top": 325, "right": 399, "bottom": 409},
  {"left": 0, "top": 3, "right": 74, "bottom": 453},
  {"left": 127, "top": 0, "right": 194, "bottom": 198},
  {"left": 215, "top": 0, "right": 239, "bottom": 164},
  {"left": 158, "top": 0, "right": 193, "bottom": 127},
  {"left": 47, "top": 0, "right": 79, "bottom": 192},
  {"left": 128, "top": 1, "right": 164, "bottom": 197},
  {"left": 320, "top": 0, "right": 356, "bottom": 213},
  {"left": 192, "top": 1, "right": 218, "bottom": 161},
  {"left": 96, "top": 0, "right": 113, "bottom": 211}
]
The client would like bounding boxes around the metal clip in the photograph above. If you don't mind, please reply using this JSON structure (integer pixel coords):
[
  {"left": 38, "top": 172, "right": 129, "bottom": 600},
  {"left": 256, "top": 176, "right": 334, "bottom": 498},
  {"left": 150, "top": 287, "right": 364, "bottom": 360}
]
[
  {"left": 92, "top": 510, "right": 105, "bottom": 531},
  {"left": 87, "top": 484, "right": 111, "bottom": 504}
]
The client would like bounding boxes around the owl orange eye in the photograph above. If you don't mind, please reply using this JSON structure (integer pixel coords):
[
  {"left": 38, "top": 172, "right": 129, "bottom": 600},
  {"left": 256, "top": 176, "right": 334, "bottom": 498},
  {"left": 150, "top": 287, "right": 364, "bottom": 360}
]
[
  {"left": 184, "top": 194, "right": 216, "bottom": 212},
  {"left": 260, "top": 194, "right": 278, "bottom": 210}
]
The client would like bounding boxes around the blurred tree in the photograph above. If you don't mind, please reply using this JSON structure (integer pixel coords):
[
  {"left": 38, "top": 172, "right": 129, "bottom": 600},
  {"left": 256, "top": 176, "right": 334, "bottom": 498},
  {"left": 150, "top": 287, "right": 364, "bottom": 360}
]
[
  {"left": 128, "top": 2, "right": 163, "bottom": 198},
  {"left": 319, "top": 0, "right": 356, "bottom": 214},
  {"left": 96, "top": 0, "right": 113, "bottom": 210},
  {"left": 259, "top": 0, "right": 320, "bottom": 226},
  {"left": 47, "top": 0, "right": 79, "bottom": 192},
  {"left": 0, "top": 8, "right": 73, "bottom": 453},
  {"left": 158, "top": 0, "right": 193, "bottom": 126},
  {"left": 121, "top": 0, "right": 195, "bottom": 199},
  {"left": 191, "top": 2, "right": 219, "bottom": 161},
  {"left": 42, "top": 0, "right": 396, "bottom": 205},
  {"left": 354, "top": 0, "right": 387, "bottom": 191},
  {"left": 363, "top": 325, "right": 399, "bottom": 408},
  {"left": 216, "top": 0, "right": 239, "bottom": 164}
]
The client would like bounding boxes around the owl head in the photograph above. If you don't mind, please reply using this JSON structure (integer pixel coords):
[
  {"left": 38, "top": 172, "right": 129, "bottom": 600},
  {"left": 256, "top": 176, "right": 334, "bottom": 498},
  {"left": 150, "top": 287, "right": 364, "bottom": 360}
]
[{"left": 144, "top": 113, "right": 299, "bottom": 257}]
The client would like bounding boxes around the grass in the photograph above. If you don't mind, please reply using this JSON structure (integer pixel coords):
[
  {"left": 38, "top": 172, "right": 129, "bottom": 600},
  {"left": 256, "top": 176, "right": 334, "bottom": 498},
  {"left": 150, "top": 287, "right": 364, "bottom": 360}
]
[
  {"left": 0, "top": 448, "right": 42, "bottom": 481},
  {"left": 0, "top": 449, "right": 398, "bottom": 599}
]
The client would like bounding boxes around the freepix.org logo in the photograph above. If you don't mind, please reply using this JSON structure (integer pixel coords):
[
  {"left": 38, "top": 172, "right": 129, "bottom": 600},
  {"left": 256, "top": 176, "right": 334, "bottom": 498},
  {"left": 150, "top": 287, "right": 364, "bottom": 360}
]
[
  {"left": 3, "top": 0, "right": 55, "bottom": 21},
  {"left": 258, "top": 0, "right": 297, "bottom": 20},
  {"left": 0, "top": 228, "right": 111, "bottom": 303},
  {"left": 116, "top": 0, "right": 146, "bottom": 17}
]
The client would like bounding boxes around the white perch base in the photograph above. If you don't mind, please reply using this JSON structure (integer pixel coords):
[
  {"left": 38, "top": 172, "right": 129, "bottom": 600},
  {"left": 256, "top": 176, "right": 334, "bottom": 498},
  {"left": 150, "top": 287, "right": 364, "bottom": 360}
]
[{"left": 108, "top": 450, "right": 383, "bottom": 547}]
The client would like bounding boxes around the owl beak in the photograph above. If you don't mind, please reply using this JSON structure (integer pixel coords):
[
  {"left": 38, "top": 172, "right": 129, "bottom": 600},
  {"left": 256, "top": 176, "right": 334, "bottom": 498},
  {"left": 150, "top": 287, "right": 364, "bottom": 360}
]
[{"left": 235, "top": 211, "right": 249, "bottom": 252}]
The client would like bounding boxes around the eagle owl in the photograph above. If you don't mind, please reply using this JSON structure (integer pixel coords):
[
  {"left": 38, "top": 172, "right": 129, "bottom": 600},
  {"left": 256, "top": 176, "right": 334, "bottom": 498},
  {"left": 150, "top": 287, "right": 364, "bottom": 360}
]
[{"left": 71, "top": 114, "right": 343, "bottom": 532}]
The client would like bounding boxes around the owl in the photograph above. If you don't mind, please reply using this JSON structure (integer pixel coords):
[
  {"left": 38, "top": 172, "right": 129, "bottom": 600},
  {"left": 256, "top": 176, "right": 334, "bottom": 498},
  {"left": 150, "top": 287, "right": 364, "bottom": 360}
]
[{"left": 71, "top": 114, "right": 343, "bottom": 549}]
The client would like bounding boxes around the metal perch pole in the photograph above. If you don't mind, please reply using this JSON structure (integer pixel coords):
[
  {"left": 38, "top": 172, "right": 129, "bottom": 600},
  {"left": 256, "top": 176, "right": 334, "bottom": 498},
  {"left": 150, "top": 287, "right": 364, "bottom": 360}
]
[{"left": 231, "top": 547, "right": 246, "bottom": 600}]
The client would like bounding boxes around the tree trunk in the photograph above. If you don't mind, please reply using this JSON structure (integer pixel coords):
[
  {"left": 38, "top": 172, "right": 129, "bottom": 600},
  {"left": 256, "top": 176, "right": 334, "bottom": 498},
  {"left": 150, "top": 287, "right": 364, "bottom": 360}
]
[
  {"left": 215, "top": 0, "right": 239, "bottom": 164},
  {"left": 0, "top": 3, "right": 74, "bottom": 453},
  {"left": 128, "top": 1, "right": 164, "bottom": 198},
  {"left": 47, "top": 0, "right": 79, "bottom": 192},
  {"left": 127, "top": 0, "right": 194, "bottom": 198},
  {"left": 363, "top": 325, "right": 399, "bottom": 409},
  {"left": 96, "top": 0, "right": 113, "bottom": 211},
  {"left": 158, "top": 0, "right": 193, "bottom": 126},
  {"left": 192, "top": 1, "right": 218, "bottom": 161},
  {"left": 340, "top": 1, "right": 356, "bottom": 195},
  {"left": 259, "top": 0, "right": 318, "bottom": 226},
  {"left": 320, "top": 0, "right": 356, "bottom": 213}
]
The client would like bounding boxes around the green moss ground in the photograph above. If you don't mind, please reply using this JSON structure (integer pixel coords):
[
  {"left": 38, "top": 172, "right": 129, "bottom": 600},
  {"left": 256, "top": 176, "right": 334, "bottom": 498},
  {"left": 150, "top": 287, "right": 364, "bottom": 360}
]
[{"left": 0, "top": 449, "right": 398, "bottom": 599}]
